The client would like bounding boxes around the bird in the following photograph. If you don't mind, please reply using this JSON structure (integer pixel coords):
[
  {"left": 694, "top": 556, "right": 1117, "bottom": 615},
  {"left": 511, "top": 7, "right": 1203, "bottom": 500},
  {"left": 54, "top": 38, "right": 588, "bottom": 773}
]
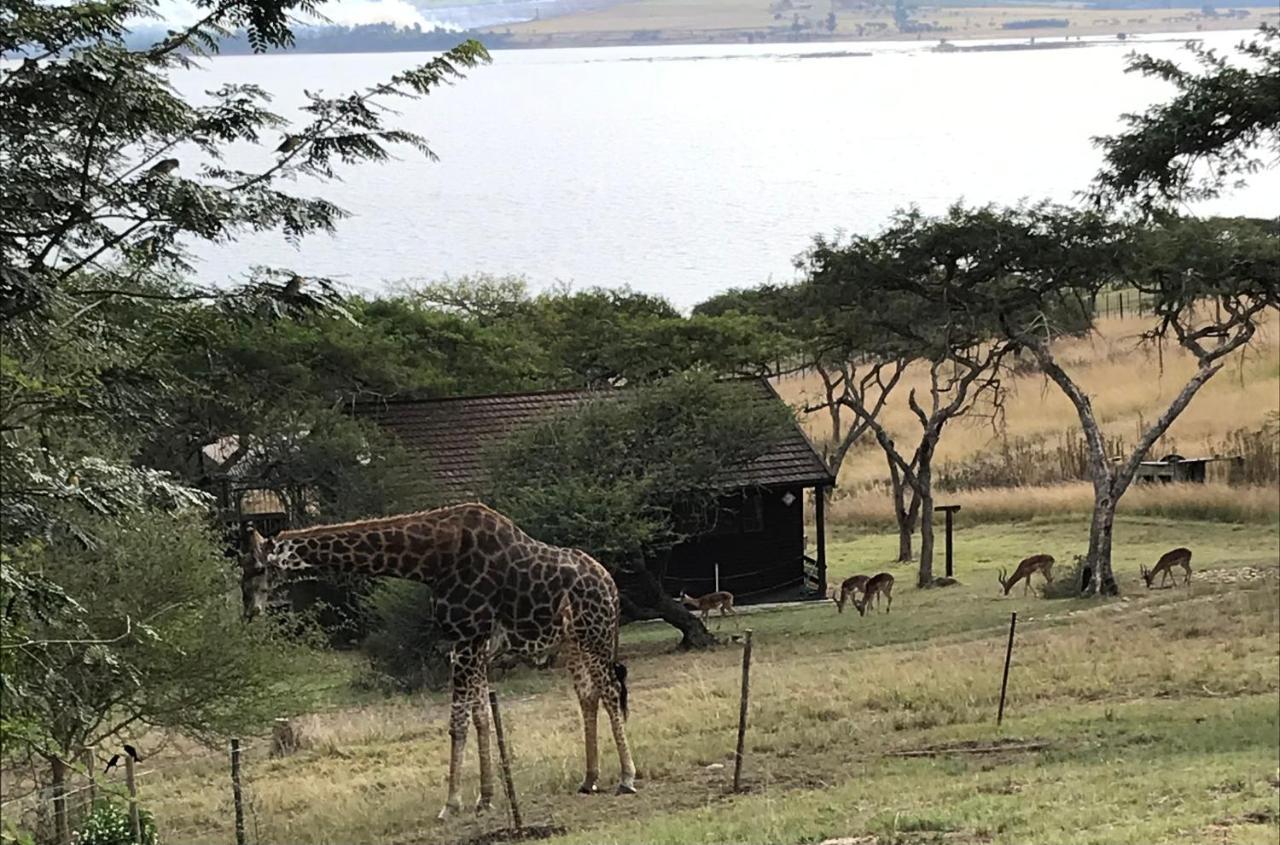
[
  {"left": 103, "top": 754, "right": 121, "bottom": 774},
  {"left": 281, "top": 274, "right": 305, "bottom": 298},
  {"left": 144, "top": 158, "right": 179, "bottom": 178},
  {"left": 276, "top": 134, "right": 303, "bottom": 154},
  {"left": 123, "top": 744, "right": 143, "bottom": 763}
]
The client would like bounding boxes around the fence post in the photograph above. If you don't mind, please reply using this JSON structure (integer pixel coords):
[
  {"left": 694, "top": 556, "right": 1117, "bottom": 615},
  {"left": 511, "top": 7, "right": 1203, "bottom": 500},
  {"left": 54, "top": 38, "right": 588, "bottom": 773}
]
[
  {"left": 997, "top": 612, "right": 1018, "bottom": 726},
  {"left": 732, "top": 629, "right": 754, "bottom": 792},
  {"left": 488, "top": 690, "right": 523, "bottom": 831},
  {"left": 51, "top": 756, "right": 69, "bottom": 845},
  {"left": 230, "top": 738, "right": 246, "bottom": 845},
  {"left": 124, "top": 754, "right": 141, "bottom": 845},
  {"left": 82, "top": 747, "right": 97, "bottom": 811},
  {"left": 714, "top": 562, "right": 720, "bottom": 594}
]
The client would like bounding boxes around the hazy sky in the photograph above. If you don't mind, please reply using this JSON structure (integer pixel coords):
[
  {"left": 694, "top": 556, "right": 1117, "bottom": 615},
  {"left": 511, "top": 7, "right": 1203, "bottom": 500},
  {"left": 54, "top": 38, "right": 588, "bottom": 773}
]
[{"left": 150, "top": 0, "right": 456, "bottom": 29}]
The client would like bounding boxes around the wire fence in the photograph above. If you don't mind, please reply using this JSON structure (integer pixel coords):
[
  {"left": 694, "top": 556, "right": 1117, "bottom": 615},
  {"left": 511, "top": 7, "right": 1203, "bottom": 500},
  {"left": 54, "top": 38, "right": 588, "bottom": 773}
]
[{"left": 2, "top": 739, "right": 267, "bottom": 845}]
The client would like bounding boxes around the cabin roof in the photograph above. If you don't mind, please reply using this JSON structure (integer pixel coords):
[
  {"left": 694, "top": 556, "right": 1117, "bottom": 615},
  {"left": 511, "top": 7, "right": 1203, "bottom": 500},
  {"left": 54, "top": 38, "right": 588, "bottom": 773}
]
[{"left": 352, "top": 378, "right": 835, "bottom": 500}]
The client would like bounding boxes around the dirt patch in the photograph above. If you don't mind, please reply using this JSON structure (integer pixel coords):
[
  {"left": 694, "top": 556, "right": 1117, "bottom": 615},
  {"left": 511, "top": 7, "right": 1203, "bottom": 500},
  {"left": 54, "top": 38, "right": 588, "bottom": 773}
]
[
  {"left": 454, "top": 825, "right": 567, "bottom": 845},
  {"left": 887, "top": 738, "right": 1049, "bottom": 758},
  {"left": 1193, "top": 566, "right": 1278, "bottom": 586}
]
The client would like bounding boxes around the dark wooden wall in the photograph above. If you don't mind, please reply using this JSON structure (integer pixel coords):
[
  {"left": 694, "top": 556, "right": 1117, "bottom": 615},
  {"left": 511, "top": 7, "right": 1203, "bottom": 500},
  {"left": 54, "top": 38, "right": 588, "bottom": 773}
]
[{"left": 661, "top": 486, "right": 806, "bottom": 604}]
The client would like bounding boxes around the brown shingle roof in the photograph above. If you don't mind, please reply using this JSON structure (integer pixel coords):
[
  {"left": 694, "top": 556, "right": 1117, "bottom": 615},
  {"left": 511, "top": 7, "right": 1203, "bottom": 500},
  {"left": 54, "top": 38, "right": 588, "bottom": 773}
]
[{"left": 352, "top": 379, "right": 835, "bottom": 500}]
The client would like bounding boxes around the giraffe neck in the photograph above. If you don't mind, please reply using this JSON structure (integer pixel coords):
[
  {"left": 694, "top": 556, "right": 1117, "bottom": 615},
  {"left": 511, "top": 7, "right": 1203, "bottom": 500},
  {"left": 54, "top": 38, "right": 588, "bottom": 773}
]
[{"left": 282, "top": 523, "right": 444, "bottom": 584}]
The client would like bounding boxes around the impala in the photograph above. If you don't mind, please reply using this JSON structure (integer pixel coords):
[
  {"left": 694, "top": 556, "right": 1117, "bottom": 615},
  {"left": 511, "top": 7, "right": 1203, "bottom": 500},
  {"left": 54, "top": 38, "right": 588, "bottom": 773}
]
[
  {"left": 831, "top": 574, "right": 870, "bottom": 614},
  {"left": 1141, "top": 547, "right": 1193, "bottom": 588},
  {"left": 998, "top": 554, "right": 1055, "bottom": 596},
  {"left": 680, "top": 590, "right": 736, "bottom": 620},
  {"left": 854, "top": 572, "right": 894, "bottom": 616}
]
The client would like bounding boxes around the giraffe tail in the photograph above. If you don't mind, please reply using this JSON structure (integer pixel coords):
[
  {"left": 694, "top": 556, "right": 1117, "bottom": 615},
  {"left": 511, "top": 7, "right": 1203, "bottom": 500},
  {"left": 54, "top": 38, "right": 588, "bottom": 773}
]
[{"left": 613, "top": 662, "right": 629, "bottom": 720}]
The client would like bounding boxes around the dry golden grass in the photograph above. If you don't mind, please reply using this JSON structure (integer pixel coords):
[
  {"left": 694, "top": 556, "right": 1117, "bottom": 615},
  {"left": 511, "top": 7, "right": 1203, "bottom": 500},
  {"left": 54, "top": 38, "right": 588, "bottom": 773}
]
[
  {"left": 774, "top": 311, "right": 1280, "bottom": 492},
  {"left": 829, "top": 481, "right": 1280, "bottom": 529}
]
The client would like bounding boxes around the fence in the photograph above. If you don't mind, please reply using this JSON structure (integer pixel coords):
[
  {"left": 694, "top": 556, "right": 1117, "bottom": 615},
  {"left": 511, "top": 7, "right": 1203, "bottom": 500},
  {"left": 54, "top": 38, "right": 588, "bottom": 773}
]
[{"left": 1, "top": 739, "right": 267, "bottom": 845}]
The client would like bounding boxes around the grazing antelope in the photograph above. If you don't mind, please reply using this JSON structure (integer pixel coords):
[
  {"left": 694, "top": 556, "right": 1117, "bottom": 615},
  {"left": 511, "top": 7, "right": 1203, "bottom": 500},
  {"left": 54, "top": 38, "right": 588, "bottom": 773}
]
[
  {"left": 854, "top": 572, "right": 894, "bottom": 616},
  {"left": 1141, "top": 547, "right": 1193, "bottom": 589},
  {"left": 997, "top": 554, "right": 1055, "bottom": 596},
  {"left": 680, "top": 590, "right": 736, "bottom": 620},
  {"left": 831, "top": 574, "right": 870, "bottom": 614}
]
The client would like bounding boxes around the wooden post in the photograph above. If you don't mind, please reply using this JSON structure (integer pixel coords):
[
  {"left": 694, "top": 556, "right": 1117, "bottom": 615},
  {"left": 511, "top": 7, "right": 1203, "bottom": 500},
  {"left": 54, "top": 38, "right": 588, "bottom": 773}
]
[
  {"left": 814, "top": 489, "right": 827, "bottom": 595},
  {"left": 50, "top": 756, "right": 69, "bottom": 845},
  {"left": 488, "top": 690, "right": 523, "bottom": 831},
  {"left": 997, "top": 612, "right": 1017, "bottom": 726},
  {"left": 124, "top": 754, "right": 141, "bottom": 845},
  {"left": 230, "top": 738, "right": 246, "bottom": 845},
  {"left": 82, "top": 747, "right": 97, "bottom": 811},
  {"left": 714, "top": 562, "right": 720, "bottom": 594},
  {"left": 933, "top": 505, "right": 961, "bottom": 578},
  {"left": 732, "top": 629, "right": 754, "bottom": 792}
]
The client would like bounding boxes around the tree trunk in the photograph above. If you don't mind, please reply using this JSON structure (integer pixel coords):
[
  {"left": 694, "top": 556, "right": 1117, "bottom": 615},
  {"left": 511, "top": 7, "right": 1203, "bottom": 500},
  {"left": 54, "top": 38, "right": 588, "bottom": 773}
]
[
  {"left": 1084, "top": 491, "right": 1120, "bottom": 596},
  {"left": 1082, "top": 465, "right": 1122, "bottom": 596},
  {"left": 897, "top": 487, "right": 921, "bottom": 563},
  {"left": 883, "top": 434, "right": 921, "bottom": 562},
  {"left": 618, "top": 563, "right": 715, "bottom": 649},
  {"left": 915, "top": 443, "right": 936, "bottom": 587}
]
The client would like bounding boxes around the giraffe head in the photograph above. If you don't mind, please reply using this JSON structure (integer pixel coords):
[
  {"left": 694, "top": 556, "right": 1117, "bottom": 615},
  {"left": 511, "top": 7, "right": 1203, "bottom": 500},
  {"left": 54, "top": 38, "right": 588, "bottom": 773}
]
[{"left": 241, "top": 527, "right": 314, "bottom": 619}]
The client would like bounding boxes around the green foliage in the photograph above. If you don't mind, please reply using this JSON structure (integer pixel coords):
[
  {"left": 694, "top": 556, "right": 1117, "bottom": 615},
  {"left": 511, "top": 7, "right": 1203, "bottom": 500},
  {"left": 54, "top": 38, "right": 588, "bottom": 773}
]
[
  {"left": 797, "top": 202, "right": 1115, "bottom": 358},
  {"left": 359, "top": 581, "right": 450, "bottom": 692},
  {"left": 1093, "top": 24, "right": 1280, "bottom": 209},
  {"left": 485, "top": 374, "right": 797, "bottom": 570},
  {"left": 75, "top": 800, "right": 158, "bottom": 845},
  {"left": 1, "top": 509, "right": 317, "bottom": 763}
]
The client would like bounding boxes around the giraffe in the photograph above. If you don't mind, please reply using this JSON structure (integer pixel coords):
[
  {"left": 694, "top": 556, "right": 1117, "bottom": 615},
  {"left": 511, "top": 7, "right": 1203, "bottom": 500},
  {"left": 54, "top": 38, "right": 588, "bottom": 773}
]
[{"left": 244, "top": 502, "right": 637, "bottom": 819}]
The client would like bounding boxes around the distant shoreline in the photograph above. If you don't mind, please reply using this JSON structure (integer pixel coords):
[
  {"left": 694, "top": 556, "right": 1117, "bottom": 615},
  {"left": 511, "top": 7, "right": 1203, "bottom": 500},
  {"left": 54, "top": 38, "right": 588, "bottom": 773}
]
[{"left": 484, "top": 20, "right": 1265, "bottom": 52}]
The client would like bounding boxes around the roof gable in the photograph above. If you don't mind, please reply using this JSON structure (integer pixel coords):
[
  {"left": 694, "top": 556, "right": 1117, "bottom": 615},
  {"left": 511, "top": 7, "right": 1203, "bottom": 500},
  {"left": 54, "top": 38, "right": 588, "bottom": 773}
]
[{"left": 352, "top": 379, "right": 835, "bottom": 500}]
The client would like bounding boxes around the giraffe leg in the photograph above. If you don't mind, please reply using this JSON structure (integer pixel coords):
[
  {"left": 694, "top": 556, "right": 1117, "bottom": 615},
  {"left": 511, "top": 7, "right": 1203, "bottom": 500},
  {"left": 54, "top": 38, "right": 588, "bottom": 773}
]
[
  {"left": 569, "top": 647, "right": 601, "bottom": 794},
  {"left": 471, "top": 677, "right": 495, "bottom": 813},
  {"left": 595, "top": 658, "right": 636, "bottom": 795},
  {"left": 438, "top": 644, "right": 482, "bottom": 821}
]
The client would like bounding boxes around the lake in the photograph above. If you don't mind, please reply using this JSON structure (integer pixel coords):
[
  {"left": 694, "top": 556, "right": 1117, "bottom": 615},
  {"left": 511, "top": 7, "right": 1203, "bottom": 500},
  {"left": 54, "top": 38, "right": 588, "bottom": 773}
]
[{"left": 182, "top": 30, "right": 1280, "bottom": 310}]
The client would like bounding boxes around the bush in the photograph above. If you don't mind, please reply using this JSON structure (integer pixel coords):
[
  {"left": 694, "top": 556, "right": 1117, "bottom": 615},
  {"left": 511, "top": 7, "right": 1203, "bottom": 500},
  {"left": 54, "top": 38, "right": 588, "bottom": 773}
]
[
  {"left": 76, "top": 801, "right": 157, "bottom": 845},
  {"left": 360, "top": 581, "right": 450, "bottom": 692},
  {"left": 1044, "top": 554, "right": 1089, "bottom": 599}
]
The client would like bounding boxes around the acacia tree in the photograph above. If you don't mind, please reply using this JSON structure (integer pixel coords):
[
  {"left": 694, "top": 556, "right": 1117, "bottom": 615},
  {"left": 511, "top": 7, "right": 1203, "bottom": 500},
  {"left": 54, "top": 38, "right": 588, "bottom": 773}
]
[
  {"left": 796, "top": 209, "right": 1037, "bottom": 586},
  {"left": 985, "top": 212, "right": 1277, "bottom": 595},
  {"left": 1090, "top": 24, "right": 1280, "bottom": 211}
]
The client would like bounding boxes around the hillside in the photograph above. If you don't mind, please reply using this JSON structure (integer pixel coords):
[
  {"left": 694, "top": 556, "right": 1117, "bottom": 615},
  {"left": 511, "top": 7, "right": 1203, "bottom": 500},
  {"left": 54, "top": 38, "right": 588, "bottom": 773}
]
[
  {"left": 494, "top": 0, "right": 1278, "bottom": 47},
  {"left": 773, "top": 310, "right": 1280, "bottom": 526}
]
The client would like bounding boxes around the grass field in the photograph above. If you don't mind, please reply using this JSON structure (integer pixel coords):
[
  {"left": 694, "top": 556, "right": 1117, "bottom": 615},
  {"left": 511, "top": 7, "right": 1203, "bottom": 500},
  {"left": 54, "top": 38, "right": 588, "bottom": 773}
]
[
  {"left": 107, "top": 516, "right": 1278, "bottom": 845},
  {"left": 495, "top": 0, "right": 1277, "bottom": 47}
]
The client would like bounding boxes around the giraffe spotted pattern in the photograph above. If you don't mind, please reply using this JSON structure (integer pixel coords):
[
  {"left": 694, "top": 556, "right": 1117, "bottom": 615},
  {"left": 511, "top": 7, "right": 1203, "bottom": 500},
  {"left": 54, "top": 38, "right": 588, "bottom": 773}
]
[{"left": 246, "top": 502, "right": 636, "bottom": 819}]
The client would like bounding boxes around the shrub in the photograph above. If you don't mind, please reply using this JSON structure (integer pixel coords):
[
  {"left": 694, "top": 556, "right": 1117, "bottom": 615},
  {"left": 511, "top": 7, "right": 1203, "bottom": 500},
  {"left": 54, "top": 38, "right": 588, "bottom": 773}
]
[
  {"left": 76, "top": 800, "right": 157, "bottom": 845},
  {"left": 360, "top": 581, "right": 450, "bottom": 692},
  {"left": 1044, "top": 554, "right": 1090, "bottom": 599}
]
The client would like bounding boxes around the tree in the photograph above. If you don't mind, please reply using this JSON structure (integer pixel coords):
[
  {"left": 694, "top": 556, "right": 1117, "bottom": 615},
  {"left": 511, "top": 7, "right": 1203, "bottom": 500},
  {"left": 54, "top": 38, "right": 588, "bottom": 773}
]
[
  {"left": 485, "top": 375, "right": 797, "bottom": 649},
  {"left": 796, "top": 206, "right": 1071, "bottom": 586},
  {"left": 1, "top": 509, "right": 314, "bottom": 787},
  {"left": 1091, "top": 24, "right": 1280, "bottom": 211},
  {"left": 0, "top": 0, "right": 490, "bottom": 797},
  {"left": 847, "top": 203, "right": 1276, "bottom": 596},
  {"left": 988, "top": 213, "right": 1277, "bottom": 595}
]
